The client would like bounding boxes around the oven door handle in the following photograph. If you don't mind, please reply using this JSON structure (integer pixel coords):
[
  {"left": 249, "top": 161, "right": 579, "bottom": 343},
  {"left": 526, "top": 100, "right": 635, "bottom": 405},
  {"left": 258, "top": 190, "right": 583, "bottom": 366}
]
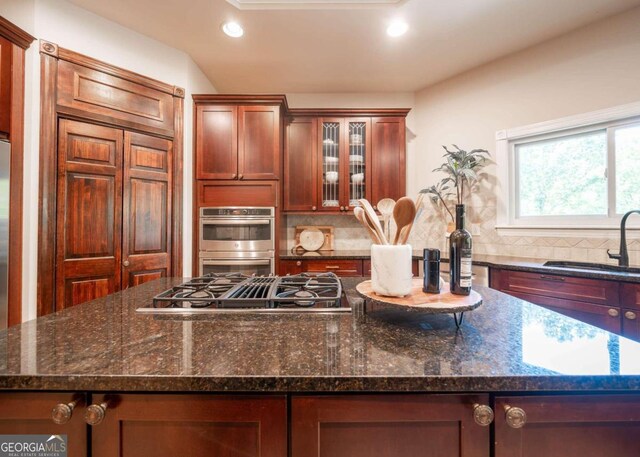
[
  {"left": 200, "top": 219, "right": 271, "bottom": 226},
  {"left": 202, "top": 259, "right": 272, "bottom": 266}
]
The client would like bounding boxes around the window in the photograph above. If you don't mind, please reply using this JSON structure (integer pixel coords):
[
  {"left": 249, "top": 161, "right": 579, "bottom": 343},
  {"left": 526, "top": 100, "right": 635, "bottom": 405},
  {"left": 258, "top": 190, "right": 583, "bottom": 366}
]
[{"left": 496, "top": 105, "right": 640, "bottom": 230}]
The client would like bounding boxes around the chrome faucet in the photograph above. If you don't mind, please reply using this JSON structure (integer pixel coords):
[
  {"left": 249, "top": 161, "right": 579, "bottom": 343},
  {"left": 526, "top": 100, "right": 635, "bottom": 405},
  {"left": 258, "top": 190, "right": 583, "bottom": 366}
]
[{"left": 608, "top": 210, "right": 640, "bottom": 267}]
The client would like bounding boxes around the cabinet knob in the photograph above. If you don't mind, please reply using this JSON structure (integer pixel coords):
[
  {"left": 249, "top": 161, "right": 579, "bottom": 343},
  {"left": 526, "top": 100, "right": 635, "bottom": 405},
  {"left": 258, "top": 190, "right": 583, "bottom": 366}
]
[
  {"left": 373, "top": 205, "right": 377, "bottom": 210},
  {"left": 472, "top": 404, "right": 494, "bottom": 426},
  {"left": 608, "top": 308, "right": 620, "bottom": 318},
  {"left": 625, "top": 311, "right": 637, "bottom": 320},
  {"left": 238, "top": 174, "right": 244, "bottom": 180},
  {"left": 85, "top": 401, "right": 109, "bottom": 426},
  {"left": 231, "top": 173, "right": 237, "bottom": 179},
  {"left": 52, "top": 399, "right": 80, "bottom": 425},
  {"left": 504, "top": 405, "right": 527, "bottom": 429},
  {"left": 296, "top": 261, "right": 302, "bottom": 266},
  {"left": 312, "top": 206, "right": 317, "bottom": 211},
  {"left": 340, "top": 206, "right": 345, "bottom": 211},
  {"left": 123, "top": 260, "right": 130, "bottom": 267}
]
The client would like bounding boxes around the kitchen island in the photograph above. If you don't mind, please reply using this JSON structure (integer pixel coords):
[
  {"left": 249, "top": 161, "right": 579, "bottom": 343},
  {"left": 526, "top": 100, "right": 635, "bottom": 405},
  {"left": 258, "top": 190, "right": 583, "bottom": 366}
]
[{"left": 1, "top": 278, "right": 640, "bottom": 456}]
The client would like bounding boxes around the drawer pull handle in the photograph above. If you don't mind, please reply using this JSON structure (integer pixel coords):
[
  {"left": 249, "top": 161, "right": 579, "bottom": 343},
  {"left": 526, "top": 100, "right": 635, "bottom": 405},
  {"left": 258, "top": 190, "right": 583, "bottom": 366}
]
[
  {"left": 539, "top": 275, "right": 565, "bottom": 282},
  {"left": 296, "top": 261, "right": 302, "bottom": 266},
  {"left": 473, "top": 404, "right": 494, "bottom": 426},
  {"left": 625, "top": 311, "right": 637, "bottom": 320},
  {"left": 85, "top": 401, "right": 109, "bottom": 426},
  {"left": 608, "top": 308, "right": 620, "bottom": 318},
  {"left": 52, "top": 399, "right": 80, "bottom": 425},
  {"left": 504, "top": 405, "right": 527, "bottom": 429},
  {"left": 325, "top": 266, "right": 341, "bottom": 270}
]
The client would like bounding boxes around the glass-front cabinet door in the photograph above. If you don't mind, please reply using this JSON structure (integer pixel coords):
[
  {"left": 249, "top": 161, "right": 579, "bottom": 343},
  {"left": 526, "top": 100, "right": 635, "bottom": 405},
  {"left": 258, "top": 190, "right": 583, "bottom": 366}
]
[
  {"left": 346, "top": 118, "right": 371, "bottom": 210},
  {"left": 320, "top": 119, "right": 343, "bottom": 211},
  {"left": 318, "top": 118, "right": 371, "bottom": 212}
]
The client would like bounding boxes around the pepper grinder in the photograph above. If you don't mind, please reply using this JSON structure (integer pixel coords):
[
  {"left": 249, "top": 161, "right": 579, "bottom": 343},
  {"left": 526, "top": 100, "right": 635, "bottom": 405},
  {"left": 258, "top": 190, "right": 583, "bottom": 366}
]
[{"left": 423, "top": 248, "right": 441, "bottom": 294}]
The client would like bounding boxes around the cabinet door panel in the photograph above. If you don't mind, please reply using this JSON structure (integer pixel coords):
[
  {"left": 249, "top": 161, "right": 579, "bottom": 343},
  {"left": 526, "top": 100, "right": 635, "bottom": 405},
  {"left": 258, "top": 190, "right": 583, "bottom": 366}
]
[
  {"left": 495, "top": 395, "right": 640, "bottom": 457},
  {"left": 122, "top": 132, "right": 172, "bottom": 288},
  {"left": 621, "top": 283, "right": 640, "bottom": 311},
  {"left": 196, "top": 105, "right": 237, "bottom": 179},
  {"left": 506, "top": 290, "right": 621, "bottom": 334},
  {"left": 56, "top": 120, "right": 122, "bottom": 309},
  {"left": 238, "top": 105, "right": 280, "bottom": 180},
  {"left": 500, "top": 270, "right": 619, "bottom": 306},
  {"left": 318, "top": 118, "right": 345, "bottom": 212},
  {"left": 284, "top": 117, "right": 318, "bottom": 211},
  {"left": 92, "top": 394, "right": 286, "bottom": 457},
  {"left": 292, "top": 395, "right": 489, "bottom": 457},
  {"left": 623, "top": 308, "right": 640, "bottom": 341},
  {"left": 371, "top": 117, "right": 406, "bottom": 203},
  {"left": 0, "top": 393, "right": 87, "bottom": 457}
]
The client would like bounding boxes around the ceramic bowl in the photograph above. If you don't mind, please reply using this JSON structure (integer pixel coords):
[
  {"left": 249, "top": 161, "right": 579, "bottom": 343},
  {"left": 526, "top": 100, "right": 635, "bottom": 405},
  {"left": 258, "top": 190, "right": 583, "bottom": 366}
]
[
  {"left": 351, "top": 173, "right": 364, "bottom": 184},
  {"left": 325, "top": 171, "right": 339, "bottom": 183},
  {"left": 349, "top": 154, "right": 364, "bottom": 163}
]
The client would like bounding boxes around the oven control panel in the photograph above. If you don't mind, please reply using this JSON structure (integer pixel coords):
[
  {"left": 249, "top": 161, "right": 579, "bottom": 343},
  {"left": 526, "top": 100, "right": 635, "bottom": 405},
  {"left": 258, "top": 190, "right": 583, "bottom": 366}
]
[{"left": 201, "top": 207, "right": 274, "bottom": 217}]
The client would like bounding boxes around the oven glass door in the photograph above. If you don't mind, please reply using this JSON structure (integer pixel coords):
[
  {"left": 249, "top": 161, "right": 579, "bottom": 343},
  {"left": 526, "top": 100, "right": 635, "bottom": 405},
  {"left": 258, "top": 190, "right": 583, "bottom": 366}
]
[
  {"left": 200, "top": 219, "right": 274, "bottom": 252},
  {"left": 200, "top": 259, "right": 274, "bottom": 276}
]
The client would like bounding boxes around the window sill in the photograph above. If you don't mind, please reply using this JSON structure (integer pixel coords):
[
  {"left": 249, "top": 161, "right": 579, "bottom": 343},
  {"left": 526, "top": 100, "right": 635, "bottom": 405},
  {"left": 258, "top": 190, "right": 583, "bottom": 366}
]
[{"left": 495, "top": 225, "right": 640, "bottom": 239}]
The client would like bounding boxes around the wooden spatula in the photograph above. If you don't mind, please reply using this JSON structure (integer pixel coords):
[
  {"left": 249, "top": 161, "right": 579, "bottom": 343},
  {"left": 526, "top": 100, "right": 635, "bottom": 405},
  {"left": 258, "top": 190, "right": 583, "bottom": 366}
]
[
  {"left": 358, "top": 199, "right": 388, "bottom": 245},
  {"left": 354, "top": 207, "right": 382, "bottom": 244},
  {"left": 392, "top": 197, "right": 416, "bottom": 245}
]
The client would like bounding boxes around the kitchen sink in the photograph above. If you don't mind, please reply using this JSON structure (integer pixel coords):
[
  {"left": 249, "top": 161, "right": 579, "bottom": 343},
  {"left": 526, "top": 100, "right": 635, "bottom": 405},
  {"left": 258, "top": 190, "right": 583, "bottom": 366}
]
[{"left": 543, "top": 260, "right": 640, "bottom": 274}]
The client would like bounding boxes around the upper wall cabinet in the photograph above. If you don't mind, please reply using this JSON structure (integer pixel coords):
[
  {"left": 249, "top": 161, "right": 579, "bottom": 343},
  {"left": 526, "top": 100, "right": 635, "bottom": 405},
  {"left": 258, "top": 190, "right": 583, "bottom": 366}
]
[
  {"left": 283, "top": 109, "right": 410, "bottom": 213},
  {"left": 194, "top": 96, "right": 286, "bottom": 181}
]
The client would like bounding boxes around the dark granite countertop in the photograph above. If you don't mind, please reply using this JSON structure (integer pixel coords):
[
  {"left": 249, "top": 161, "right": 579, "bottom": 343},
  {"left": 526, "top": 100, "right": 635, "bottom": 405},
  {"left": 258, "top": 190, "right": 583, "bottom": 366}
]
[
  {"left": 1, "top": 277, "right": 640, "bottom": 393},
  {"left": 279, "top": 251, "right": 640, "bottom": 283}
]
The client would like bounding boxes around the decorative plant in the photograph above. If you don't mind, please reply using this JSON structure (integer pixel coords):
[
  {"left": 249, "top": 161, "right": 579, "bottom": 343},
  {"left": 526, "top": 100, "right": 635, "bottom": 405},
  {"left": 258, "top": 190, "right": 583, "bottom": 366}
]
[{"left": 421, "top": 145, "right": 490, "bottom": 223}]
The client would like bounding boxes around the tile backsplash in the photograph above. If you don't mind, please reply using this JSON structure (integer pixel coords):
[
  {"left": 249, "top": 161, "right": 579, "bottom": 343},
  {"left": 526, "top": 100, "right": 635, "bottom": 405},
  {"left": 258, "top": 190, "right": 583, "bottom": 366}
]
[{"left": 284, "top": 198, "right": 639, "bottom": 266}]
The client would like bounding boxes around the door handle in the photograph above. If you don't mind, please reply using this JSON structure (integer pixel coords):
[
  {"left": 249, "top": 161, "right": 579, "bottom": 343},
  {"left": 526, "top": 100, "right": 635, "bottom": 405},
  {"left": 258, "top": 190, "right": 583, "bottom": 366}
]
[{"left": 123, "top": 260, "right": 130, "bottom": 267}]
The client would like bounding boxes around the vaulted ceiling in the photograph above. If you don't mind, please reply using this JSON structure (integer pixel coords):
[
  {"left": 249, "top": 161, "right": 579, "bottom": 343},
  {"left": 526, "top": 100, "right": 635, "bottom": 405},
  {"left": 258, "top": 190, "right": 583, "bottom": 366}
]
[{"left": 69, "top": 0, "right": 640, "bottom": 92}]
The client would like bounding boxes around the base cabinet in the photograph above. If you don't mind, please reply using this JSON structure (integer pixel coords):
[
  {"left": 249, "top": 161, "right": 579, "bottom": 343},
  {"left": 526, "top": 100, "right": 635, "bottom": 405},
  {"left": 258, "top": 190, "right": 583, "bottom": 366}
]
[
  {"left": 0, "top": 392, "right": 88, "bottom": 456},
  {"left": 495, "top": 395, "right": 640, "bottom": 457},
  {"left": 291, "top": 395, "right": 490, "bottom": 457},
  {"left": 91, "top": 394, "right": 286, "bottom": 457}
]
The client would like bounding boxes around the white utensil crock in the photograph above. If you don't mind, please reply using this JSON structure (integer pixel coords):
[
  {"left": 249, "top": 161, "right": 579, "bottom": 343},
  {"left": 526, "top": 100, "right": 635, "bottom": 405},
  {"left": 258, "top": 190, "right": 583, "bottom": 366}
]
[{"left": 371, "top": 244, "right": 413, "bottom": 297}]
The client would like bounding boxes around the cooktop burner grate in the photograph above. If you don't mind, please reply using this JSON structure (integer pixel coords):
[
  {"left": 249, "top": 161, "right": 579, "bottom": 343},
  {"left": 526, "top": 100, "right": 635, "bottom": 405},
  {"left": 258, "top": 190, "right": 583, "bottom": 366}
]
[{"left": 143, "top": 272, "right": 348, "bottom": 313}]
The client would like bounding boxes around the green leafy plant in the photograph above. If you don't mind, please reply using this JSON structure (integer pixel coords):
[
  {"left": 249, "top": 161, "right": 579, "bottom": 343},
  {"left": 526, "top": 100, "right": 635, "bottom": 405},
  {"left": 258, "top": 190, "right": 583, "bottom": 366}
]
[{"left": 421, "top": 145, "right": 490, "bottom": 223}]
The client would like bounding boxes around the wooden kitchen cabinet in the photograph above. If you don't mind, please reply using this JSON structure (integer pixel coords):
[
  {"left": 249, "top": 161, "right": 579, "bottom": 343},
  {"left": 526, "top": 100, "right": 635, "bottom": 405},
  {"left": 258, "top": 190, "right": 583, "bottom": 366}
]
[
  {"left": 291, "top": 395, "right": 490, "bottom": 457},
  {"left": 370, "top": 117, "right": 406, "bottom": 204},
  {"left": 56, "top": 120, "right": 173, "bottom": 308},
  {"left": 621, "top": 283, "right": 640, "bottom": 310},
  {"left": 91, "top": 394, "right": 286, "bottom": 457},
  {"left": 495, "top": 395, "right": 640, "bottom": 457},
  {"left": 490, "top": 268, "right": 623, "bottom": 335},
  {"left": 194, "top": 96, "right": 285, "bottom": 181},
  {"left": 283, "top": 109, "right": 409, "bottom": 214},
  {"left": 280, "top": 258, "right": 419, "bottom": 277},
  {"left": 0, "top": 392, "right": 88, "bottom": 456},
  {"left": 283, "top": 117, "right": 318, "bottom": 211}
]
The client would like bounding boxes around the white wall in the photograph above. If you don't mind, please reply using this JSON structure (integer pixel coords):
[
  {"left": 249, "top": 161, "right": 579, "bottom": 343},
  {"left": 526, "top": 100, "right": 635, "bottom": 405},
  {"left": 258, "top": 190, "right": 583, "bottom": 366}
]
[
  {"left": 0, "top": 0, "right": 216, "bottom": 321},
  {"left": 411, "top": 6, "right": 640, "bottom": 262}
]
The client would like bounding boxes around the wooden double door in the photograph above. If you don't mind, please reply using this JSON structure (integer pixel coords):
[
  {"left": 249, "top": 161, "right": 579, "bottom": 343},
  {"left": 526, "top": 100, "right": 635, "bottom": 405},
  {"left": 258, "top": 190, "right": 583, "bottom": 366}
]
[{"left": 56, "top": 119, "right": 173, "bottom": 309}]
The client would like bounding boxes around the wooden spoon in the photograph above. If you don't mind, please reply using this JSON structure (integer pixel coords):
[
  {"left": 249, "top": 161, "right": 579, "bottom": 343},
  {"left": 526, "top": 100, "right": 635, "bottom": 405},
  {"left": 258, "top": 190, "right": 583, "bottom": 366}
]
[
  {"left": 358, "top": 199, "right": 388, "bottom": 245},
  {"left": 377, "top": 198, "right": 395, "bottom": 242},
  {"left": 392, "top": 197, "right": 416, "bottom": 245},
  {"left": 354, "top": 207, "right": 382, "bottom": 244},
  {"left": 399, "top": 193, "right": 426, "bottom": 245}
]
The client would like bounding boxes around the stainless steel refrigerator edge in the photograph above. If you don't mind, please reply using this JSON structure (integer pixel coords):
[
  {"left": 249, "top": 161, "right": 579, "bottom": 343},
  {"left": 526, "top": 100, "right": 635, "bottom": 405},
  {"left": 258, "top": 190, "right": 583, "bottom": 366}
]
[{"left": 0, "top": 140, "right": 10, "bottom": 330}]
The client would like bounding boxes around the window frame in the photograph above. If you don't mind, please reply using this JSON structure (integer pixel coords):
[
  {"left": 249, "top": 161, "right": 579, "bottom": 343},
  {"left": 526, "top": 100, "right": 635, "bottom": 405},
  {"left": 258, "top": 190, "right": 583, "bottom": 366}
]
[{"left": 495, "top": 102, "right": 640, "bottom": 236}]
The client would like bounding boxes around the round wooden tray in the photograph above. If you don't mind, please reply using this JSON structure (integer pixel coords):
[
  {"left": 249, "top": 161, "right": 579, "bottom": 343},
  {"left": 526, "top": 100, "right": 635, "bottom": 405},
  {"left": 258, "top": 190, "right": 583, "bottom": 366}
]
[{"left": 356, "top": 279, "right": 482, "bottom": 326}]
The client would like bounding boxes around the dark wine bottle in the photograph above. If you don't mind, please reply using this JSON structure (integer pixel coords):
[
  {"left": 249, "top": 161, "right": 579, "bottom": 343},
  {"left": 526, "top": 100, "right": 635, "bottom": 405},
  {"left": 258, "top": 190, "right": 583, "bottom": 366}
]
[{"left": 449, "top": 204, "right": 472, "bottom": 296}]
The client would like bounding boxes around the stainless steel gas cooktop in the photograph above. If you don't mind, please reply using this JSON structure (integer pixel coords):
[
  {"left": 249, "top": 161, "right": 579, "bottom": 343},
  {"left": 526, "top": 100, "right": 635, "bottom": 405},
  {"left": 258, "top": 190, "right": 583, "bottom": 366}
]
[{"left": 137, "top": 272, "right": 350, "bottom": 314}]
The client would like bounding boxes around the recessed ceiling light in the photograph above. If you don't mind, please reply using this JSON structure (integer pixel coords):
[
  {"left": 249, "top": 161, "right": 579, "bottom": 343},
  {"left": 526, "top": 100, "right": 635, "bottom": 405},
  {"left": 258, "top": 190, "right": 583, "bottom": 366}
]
[
  {"left": 222, "top": 21, "right": 244, "bottom": 38},
  {"left": 387, "top": 20, "right": 408, "bottom": 37}
]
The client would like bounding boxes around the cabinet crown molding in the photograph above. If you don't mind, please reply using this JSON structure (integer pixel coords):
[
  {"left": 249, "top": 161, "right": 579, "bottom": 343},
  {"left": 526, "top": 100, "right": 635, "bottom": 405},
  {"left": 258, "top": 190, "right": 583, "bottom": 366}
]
[
  {"left": 288, "top": 108, "right": 411, "bottom": 117},
  {"left": 193, "top": 94, "right": 289, "bottom": 110},
  {"left": 0, "top": 16, "right": 35, "bottom": 49}
]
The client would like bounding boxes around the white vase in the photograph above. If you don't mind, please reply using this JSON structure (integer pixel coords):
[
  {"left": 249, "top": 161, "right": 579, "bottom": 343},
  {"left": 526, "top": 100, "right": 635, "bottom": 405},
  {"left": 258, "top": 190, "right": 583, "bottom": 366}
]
[{"left": 371, "top": 244, "right": 413, "bottom": 297}]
